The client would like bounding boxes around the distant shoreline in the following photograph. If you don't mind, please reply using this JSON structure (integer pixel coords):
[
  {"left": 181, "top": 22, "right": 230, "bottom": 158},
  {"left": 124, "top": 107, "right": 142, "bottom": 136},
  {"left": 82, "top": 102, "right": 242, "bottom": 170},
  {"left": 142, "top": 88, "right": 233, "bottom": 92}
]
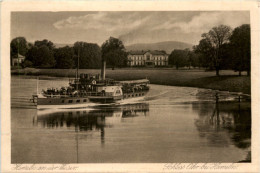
[{"left": 11, "top": 68, "right": 251, "bottom": 94}]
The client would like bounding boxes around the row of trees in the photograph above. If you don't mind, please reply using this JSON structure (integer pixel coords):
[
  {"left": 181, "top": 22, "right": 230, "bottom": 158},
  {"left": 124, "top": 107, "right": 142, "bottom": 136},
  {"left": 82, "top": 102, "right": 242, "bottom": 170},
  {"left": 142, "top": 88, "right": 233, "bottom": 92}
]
[
  {"left": 168, "top": 49, "right": 201, "bottom": 70},
  {"left": 11, "top": 24, "right": 250, "bottom": 76},
  {"left": 169, "top": 24, "right": 250, "bottom": 76},
  {"left": 10, "top": 37, "right": 128, "bottom": 69}
]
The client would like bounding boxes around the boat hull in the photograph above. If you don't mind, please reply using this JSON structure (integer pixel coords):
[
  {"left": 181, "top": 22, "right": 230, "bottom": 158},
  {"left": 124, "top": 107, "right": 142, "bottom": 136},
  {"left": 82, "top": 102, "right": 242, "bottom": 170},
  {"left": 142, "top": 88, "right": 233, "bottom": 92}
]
[
  {"left": 37, "top": 97, "right": 92, "bottom": 109},
  {"left": 36, "top": 91, "right": 148, "bottom": 109}
]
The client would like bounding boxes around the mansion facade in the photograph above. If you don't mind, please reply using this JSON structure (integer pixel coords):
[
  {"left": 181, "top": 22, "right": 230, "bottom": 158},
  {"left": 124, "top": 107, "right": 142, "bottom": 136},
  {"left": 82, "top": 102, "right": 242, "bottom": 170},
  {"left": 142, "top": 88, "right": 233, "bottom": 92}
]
[{"left": 127, "top": 50, "right": 169, "bottom": 67}]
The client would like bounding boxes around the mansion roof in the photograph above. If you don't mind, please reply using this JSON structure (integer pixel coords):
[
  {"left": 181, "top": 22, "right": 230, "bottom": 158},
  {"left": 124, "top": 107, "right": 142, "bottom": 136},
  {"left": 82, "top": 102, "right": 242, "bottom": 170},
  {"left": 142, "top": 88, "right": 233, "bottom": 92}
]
[{"left": 128, "top": 50, "right": 168, "bottom": 56}]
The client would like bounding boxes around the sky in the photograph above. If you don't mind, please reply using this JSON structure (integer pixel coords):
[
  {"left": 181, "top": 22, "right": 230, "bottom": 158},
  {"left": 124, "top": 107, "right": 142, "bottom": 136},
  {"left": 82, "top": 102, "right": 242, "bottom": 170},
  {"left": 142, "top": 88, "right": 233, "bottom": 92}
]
[{"left": 11, "top": 11, "right": 250, "bottom": 46}]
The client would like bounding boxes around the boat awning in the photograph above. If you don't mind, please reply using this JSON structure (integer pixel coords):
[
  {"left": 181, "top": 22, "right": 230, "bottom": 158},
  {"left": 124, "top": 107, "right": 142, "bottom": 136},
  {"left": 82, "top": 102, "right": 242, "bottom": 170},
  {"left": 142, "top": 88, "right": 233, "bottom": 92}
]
[{"left": 119, "top": 79, "right": 150, "bottom": 84}]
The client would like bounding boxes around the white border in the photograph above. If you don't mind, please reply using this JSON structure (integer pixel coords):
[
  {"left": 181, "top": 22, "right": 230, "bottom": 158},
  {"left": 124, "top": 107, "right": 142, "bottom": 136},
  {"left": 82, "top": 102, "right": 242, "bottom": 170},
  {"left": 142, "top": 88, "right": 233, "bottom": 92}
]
[{"left": 1, "top": 1, "right": 260, "bottom": 173}]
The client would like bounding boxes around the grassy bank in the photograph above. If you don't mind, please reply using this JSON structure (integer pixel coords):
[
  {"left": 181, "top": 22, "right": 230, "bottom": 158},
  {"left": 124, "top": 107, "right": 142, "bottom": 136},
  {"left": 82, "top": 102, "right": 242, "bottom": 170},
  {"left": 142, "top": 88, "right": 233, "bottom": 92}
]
[{"left": 12, "top": 68, "right": 251, "bottom": 94}]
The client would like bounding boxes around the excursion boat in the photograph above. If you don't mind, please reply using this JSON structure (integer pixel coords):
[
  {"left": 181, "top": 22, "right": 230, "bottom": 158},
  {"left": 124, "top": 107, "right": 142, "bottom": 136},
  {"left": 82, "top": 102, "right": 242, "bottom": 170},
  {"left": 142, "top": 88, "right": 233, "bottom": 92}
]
[{"left": 32, "top": 59, "right": 150, "bottom": 109}]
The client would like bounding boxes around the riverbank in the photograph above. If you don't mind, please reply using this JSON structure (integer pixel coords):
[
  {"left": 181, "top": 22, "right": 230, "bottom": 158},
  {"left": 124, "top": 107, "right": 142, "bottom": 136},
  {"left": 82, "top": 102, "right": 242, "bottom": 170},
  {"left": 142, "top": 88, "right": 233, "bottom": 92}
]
[{"left": 11, "top": 68, "right": 250, "bottom": 94}]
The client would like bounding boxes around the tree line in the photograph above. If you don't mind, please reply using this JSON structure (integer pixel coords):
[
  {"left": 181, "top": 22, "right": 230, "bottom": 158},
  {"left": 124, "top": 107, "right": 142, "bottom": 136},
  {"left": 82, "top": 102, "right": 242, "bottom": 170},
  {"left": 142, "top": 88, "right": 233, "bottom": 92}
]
[
  {"left": 11, "top": 24, "right": 250, "bottom": 76},
  {"left": 10, "top": 37, "right": 127, "bottom": 69},
  {"left": 168, "top": 24, "right": 250, "bottom": 76}
]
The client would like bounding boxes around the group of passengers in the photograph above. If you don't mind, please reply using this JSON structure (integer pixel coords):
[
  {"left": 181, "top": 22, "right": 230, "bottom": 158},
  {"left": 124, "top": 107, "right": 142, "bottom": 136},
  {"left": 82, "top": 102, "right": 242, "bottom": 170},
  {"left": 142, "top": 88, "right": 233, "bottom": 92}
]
[
  {"left": 42, "top": 87, "right": 74, "bottom": 96},
  {"left": 122, "top": 84, "right": 149, "bottom": 93}
]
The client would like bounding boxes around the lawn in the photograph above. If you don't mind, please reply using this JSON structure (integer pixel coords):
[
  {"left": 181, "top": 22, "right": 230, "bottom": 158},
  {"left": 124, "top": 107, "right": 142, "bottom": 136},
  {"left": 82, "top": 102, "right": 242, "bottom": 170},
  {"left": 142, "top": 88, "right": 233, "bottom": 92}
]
[{"left": 11, "top": 68, "right": 251, "bottom": 94}]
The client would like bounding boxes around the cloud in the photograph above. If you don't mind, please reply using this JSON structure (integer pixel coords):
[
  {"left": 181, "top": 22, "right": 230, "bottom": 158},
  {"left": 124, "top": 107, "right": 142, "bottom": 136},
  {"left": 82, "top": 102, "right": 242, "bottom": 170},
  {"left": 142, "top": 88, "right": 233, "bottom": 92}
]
[
  {"left": 153, "top": 12, "right": 250, "bottom": 33},
  {"left": 120, "top": 11, "right": 249, "bottom": 45},
  {"left": 53, "top": 12, "right": 150, "bottom": 35},
  {"left": 53, "top": 11, "right": 250, "bottom": 45}
]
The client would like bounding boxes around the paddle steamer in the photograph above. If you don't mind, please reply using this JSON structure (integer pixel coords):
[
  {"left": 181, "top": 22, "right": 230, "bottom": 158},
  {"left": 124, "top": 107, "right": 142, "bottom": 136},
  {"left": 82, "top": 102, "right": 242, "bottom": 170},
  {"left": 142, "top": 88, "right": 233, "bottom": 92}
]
[{"left": 33, "top": 59, "right": 149, "bottom": 109}]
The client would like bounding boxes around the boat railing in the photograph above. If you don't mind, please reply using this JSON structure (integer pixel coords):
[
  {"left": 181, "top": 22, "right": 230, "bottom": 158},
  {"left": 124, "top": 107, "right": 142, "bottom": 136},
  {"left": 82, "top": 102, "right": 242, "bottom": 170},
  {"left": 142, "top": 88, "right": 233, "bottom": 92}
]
[
  {"left": 43, "top": 94, "right": 64, "bottom": 98},
  {"left": 42, "top": 91, "right": 116, "bottom": 98},
  {"left": 84, "top": 92, "right": 113, "bottom": 97}
]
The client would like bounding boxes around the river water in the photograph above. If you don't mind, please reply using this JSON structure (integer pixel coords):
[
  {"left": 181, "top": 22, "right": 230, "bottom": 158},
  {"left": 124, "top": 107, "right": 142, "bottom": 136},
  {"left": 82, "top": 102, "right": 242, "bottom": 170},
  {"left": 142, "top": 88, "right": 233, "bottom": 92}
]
[{"left": 11, "top": 76, "right": 251, "bottom": 163}]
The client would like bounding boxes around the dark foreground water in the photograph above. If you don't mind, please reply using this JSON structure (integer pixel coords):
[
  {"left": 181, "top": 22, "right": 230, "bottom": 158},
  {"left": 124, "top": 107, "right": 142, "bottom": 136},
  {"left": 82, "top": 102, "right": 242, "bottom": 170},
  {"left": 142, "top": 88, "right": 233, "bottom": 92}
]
[{"left": 11, "top": 76, "right": 251, "bottom": 163}]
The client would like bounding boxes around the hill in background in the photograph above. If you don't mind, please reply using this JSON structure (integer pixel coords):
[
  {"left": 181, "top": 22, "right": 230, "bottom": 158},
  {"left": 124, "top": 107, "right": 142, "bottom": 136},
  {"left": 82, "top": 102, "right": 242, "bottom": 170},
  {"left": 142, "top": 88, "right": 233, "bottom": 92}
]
[
  {"left": 125, "top": 41, "right": 193, "bottom": 54},
  {"left": 54, "top": 43, "right": 74, "bottom": 48},
  {"left": 54, "top": 41, "right": 193, "bottom": 54}
]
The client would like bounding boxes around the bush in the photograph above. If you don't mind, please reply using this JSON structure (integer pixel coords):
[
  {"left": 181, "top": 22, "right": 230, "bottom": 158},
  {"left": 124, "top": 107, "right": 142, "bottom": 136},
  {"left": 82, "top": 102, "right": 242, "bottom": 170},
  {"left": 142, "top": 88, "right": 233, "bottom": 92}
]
[{"left": 22, "top": 60, "right": 33, "bottom": 68}]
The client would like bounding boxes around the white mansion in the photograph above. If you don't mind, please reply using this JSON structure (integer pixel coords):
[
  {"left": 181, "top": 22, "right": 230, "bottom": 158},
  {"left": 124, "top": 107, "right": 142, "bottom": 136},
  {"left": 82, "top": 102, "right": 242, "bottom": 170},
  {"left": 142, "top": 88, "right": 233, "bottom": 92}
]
[{"left": 127, "top": 50, "right": 169, "bottom": 67}]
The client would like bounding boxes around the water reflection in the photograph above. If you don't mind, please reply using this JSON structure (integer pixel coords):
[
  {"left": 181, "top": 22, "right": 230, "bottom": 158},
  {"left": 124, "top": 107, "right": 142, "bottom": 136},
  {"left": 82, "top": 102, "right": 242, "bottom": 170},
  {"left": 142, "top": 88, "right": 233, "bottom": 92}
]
[
  {"left": 33, "top": 103, "right": 149, "bottom": 157},
  {"left": 34, "top": 103, "right": 149, "bottom": 132},
  {"left": 11, "top": 76, "right": 252, "bottom": 163},
  {"left": 193, "top": 101, "right": 251, "bottom": 161}
]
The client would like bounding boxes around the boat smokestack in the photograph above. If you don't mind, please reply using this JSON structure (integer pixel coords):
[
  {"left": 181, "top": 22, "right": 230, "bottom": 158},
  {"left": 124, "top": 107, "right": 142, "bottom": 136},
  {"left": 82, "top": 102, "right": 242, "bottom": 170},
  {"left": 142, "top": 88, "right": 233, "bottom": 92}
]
[{"left": 101, "top": 60, "right": 106, "bottom": 80}]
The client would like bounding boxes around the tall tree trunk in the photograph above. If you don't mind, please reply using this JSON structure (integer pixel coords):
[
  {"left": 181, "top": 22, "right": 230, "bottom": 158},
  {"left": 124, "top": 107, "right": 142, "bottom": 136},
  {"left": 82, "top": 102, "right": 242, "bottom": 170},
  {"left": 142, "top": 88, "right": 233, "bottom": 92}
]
[{"left": 239, "top": 71, "right": 241, "bottom": 76}]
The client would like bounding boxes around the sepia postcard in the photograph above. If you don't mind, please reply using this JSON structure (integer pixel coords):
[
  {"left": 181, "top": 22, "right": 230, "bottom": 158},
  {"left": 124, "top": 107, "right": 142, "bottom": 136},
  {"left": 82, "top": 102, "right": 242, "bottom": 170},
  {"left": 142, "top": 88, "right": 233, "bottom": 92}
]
[{"left": 1, "top": 0, "right": 260, "bottom": 173}]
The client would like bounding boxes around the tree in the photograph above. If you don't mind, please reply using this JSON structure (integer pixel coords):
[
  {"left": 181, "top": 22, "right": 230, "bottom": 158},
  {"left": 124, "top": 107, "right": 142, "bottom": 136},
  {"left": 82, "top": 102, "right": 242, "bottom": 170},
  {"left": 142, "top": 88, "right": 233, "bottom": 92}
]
[
  {"left": 26, "top": 46, "right": 38, "bottom": 64},
  {"left": 38, "top": 45, "right": 56, "bottom": 68},
  {"left": 187, "top": 50, "right": 203, "bottom": 69},
  {"left": 194, "top": 40, "right": 215, "bottom": 69},
  {"left": 220, "top": 43, "right": 233, "bottom": 70},
  {"left": 10, "top": 37, "right": 28, "bottom": 56},
  {"left": 73, "top": 42, "right": 101, "bottom": 69},
  {"left": 26, "top": 45, "right": 55, "bottom": 68},
  {"left": 229, "top": 24, "right": 250, "bottom": 76},
  {"left": 21, "top": 59, "right": 33, "bottom": 68},
  {"left": 10, "top": 37, "right": 28, "bottom": 65},
  {"left": 169, "top": 49, "right": 189, "bottom": 69},
  {"left": 103, "top": 49, "right": 128, "bottom": 68},
  {"left": 198, "top": 25, "right": 232, "bottom": 76},
  {"left": 25, "top": 39, "right": 56, "bottom": 68},
  {"left": 54, "top": 46, "right": 75, "bottom": 69},
  {"left": 35, "top": 39, "right": 55, "bottom": 50},
  {"left": 101, "top": 37, "right": 127, "bottom": 69}
]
